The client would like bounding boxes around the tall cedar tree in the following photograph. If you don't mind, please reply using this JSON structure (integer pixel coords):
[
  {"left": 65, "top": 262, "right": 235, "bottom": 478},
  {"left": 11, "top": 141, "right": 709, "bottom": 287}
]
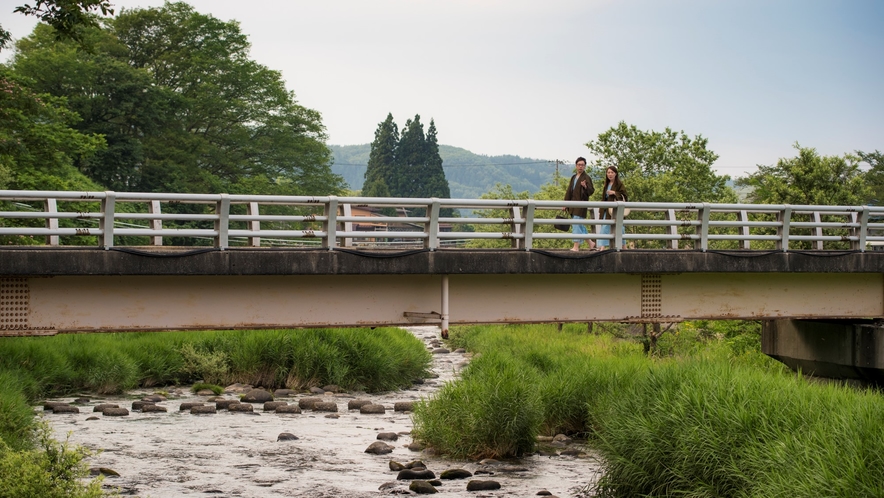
[{"left": 363, "top": 113, "right": 397, "bottom": 198}]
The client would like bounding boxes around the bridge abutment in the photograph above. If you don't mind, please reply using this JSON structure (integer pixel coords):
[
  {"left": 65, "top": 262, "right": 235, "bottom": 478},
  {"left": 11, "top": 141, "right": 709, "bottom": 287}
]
[{"left": 762, "top": 319, "right": 884, "bottom": 386}]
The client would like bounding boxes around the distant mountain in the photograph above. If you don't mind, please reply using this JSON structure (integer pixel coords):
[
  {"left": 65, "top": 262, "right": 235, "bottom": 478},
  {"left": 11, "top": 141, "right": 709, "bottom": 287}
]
[{"left": 330, "top": 144, "right": 558, "bottom": 199}]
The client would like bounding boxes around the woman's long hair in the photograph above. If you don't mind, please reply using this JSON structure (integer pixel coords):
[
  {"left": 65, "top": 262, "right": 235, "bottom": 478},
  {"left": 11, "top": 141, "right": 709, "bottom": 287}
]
[{"left": 604, "top": 166, "right": 625, "bottom": 200}]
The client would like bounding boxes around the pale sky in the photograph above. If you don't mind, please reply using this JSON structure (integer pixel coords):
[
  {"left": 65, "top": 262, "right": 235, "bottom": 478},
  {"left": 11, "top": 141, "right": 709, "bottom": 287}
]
[{"left": 2, "top": 0, "right": 883, "bottom": 178}]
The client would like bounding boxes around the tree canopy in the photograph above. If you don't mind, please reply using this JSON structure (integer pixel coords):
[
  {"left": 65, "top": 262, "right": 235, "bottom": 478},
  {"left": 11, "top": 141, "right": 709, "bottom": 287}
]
[
  {"left": 8, "top": 1, "right": 344, "bottom": 196},
  {"left": 736, "top": 144, "right": 870, "bottom": 206},
  {"left": 363, "top": 113, "right": 451, "bottom": 200},
  {"left": 585, "top": 121, "right": 737, "bottom": 204}
]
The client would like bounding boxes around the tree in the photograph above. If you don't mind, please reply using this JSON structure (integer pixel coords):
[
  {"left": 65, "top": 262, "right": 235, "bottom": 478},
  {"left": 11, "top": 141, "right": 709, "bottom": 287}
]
[
  {"left": 858, "top": 150, "right": 884, "bottom": 205},
  {"left": 736, "top": 144, "right": 870, "bottom": 206},
  {"left": 12, "top": 1, "right": 344, "bottom": 196},
  {"left": 0, "top": 67, "right": 104, "bottom": 191},
  {"left": 363, "top": 113, "right": 398, "bottom": 198},
  {"left": 1, "top": 0, "right": 113, "bottom": 53},
  {"left": 424, "top": 119, "right": 451, "bottom": 200},
  {"left": 585, "top": 122, "right": 737, "bottom": 204}
]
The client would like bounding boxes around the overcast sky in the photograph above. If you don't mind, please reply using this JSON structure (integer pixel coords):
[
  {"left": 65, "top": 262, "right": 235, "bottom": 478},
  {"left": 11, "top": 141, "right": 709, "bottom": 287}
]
[{"left": 3, "top": 0, "right": 883, "bottom": 178}]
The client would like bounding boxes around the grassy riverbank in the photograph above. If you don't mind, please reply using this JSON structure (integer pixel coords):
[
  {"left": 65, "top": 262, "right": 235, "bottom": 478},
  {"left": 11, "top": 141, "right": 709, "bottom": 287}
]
[
  {"left": 0, "top": 327, "right": 431, "bottom": 496},
  {"left": 410, "top": 323, "right": 884, "bottom": 497}
]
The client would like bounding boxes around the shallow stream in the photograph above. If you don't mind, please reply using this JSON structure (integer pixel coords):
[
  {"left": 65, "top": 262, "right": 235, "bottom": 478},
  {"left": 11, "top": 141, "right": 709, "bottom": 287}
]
[{"left": 41, "top": 326, "right": 602, "bottom": 497}]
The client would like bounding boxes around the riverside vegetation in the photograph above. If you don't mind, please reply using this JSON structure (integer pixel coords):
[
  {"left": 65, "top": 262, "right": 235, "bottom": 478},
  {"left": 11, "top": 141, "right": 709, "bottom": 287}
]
[
  {"left": 2, "top": 322, "right": 883, "bottom": 496},
  {"left": 0, "top": 327, "right": 431, "bottom": 497},
  {"left": 411, "top": 321, "right": 884, "bottom": 497}
]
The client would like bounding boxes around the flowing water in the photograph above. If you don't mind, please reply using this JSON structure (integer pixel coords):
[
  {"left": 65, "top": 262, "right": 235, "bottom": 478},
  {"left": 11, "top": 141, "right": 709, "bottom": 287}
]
[{"left": 41, "top": 326, "right": 602, "bottom": 497}]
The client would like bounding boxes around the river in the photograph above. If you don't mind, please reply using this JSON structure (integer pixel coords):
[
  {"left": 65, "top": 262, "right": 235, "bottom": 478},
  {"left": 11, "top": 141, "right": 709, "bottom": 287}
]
[{"left": 41, "top": 326, "right": 602, "bottom": 497}]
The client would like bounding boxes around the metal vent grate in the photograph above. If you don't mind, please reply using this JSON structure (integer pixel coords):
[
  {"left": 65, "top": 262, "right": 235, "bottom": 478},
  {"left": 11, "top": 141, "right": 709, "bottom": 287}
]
[
  {"left": 0, "top": 278, "right": 30, "bottom": 331},
  {"left": 641, "top": 274, "right": 662, "bottom": 318}
]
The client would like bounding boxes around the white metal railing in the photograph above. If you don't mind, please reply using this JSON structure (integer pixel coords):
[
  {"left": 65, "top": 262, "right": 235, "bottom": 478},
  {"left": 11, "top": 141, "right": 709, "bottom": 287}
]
[{"left": 1, "top": 189, "right": 883, "bottom": 252}]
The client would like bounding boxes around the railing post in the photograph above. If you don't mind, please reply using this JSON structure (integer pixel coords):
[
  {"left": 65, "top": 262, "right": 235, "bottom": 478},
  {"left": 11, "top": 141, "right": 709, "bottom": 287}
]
[
  {"left": 100, "top": 191, "right": 115, "bottom": 249},
  {"left": 324, "top": 196, "right": 338, "bottom": 250},
  {"left": 427, "top": 198, "right": 440, "bottom": 251},
  {"left": 341, "top": 203, "right": 353, "bottom": 248},
  {"left": 510, "top": 205, "right": 521, "bottom": 249},
  {"left": 812, "top": 211, "right": 823, "bottom": 250},
  {"left": 523, "top": 200, "right": 535, "bottom": 251},
  {"left": 696, "top": 203, "right": 710, "bottom": 252},
  {"left": 857, "top": 207, "right": 868, "bottom": 252},
  {"left": 614, "top": 203, "right": 625, "bottom": 251},
  {"left": 777, "top": 205, "right": 792, "bottom": 252},
  {"left": 44, "top": 198, "right": 58, "bottom": 246},
  {"left": 149, "top": 200, "right": 163, "bottom": 246},
  {"left": 215, "top": 193, "right": 230, "bottom": 250},
  {"left": 247, "top": 201, "right": 260, "bottom": 247},
  {"left": 739, "top": 210, "right": 751, "bottom": 250},
  {"left": 666, "top": 208, "right": 678, "bottom": 250}
]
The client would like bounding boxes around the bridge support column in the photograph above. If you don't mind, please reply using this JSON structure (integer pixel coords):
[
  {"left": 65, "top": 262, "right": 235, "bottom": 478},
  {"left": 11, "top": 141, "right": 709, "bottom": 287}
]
[
  {"left": 441, "top": 275, "right": 449, "bottom": 339},
  {"left": 762, "top": 319, "right": 884, "bottom": 386}
]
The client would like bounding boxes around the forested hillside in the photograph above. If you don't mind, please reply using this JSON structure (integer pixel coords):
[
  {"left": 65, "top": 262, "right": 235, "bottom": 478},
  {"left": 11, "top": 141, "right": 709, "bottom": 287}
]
[{"left": 331, "top": 144, "right": 557, "bottom": 198}]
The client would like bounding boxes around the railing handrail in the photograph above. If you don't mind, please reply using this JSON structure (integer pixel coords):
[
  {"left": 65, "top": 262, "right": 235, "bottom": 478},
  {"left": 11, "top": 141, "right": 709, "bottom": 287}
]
[{"left": 0, "top": 189, "right": 881, "bottom": 252}]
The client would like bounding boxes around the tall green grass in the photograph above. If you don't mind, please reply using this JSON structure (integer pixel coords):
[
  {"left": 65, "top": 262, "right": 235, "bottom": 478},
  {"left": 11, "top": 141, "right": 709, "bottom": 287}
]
[{"left": 411, "top": 322, "right": 884, "bottom": 497}]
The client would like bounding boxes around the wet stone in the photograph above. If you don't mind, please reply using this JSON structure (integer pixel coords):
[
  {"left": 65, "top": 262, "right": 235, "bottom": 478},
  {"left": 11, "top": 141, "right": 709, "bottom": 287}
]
[
  {"left": 73, "top": 398, "right": 91, "bottom": 404},
  {"left": 102, "top": 407, "right": 129, "bottom": 416},
  {"left": 347, "top": 399, "right": 372, "bottom": 410},
  {"left": 131, "top": 401, "right": 155, "bottom": 411},
  {"left": 195, "top": 389, "right": 215, "bottom": 396},
  {"left": 537, "top": 489, "right": 553, "bottom": 496},
  {"left": 321, "top": 384, "right": 340, "bottom": 393},
  {"left": 89, "top": 467, "right": 120, "bottom": 477},
  {"left": 263, "top": 401, "right": 288, "bottom": 411},
  {"left": 142, "top": 404, "right": 167, "bottom": 413},
  {"left": 228, "top": 403, "right": 254, "bottom": 413},
  {"left": 242, "top": 389, "right": 273, "bottom": 403},
  {"left": 298, "top": 397, "right": 321, "bottom": 410},
  {"left": 365, "top": 441, "right": 394, "bottom": 455},
  {"left": 309, "top": 387, "right": 325, "bottom": 394},
  {"left": 397, "top": 469, "right": 435, "bottom": 480},
  {"left": 406, "top": 441, "right": 425, "bottom": 451},
  {"left": 86, "top": 416, "right": 99, "bottom": 421},
  {"left": 312, "top": 401, "right": 338, "bottom": 412},
  {"left": 389, "top": 460, "right": 406, "bottom": 471},
  {"left": 93, "top": 404, "right": 120, "bottom": 412},
  {"left": 142, "top": 395, "right": 166, "bottom": 402},
  {"left": 377, "top": 432, "right": 398, "bottom": 441},
  {"left": 393, "top": 401, "right": 414, "bottom": 412},
  {"left": 467, "top": 480, "right": 502, "bottom": 491},
  {"left": 409, "top": 480, "right": 438, "bottom": 494},
  {"left": 191, "top": 405, "right": 216, "bottom": 414},
  {"left": 275, "top": 405, "right": 302, "bottom": 414},
  {"left": 432, "top": 348, "right": 450, "bottom": 354},
  {"left": 43, "top": 402, "right": 70, "bottom": 411},
  {"left": 359, "top": 403, "right": 386, "bottom": 414},
  {"left": 277, "top": 432, "right": 299, "bottom": 441},
  {"left": 273, "top": 389, "right": 297, "bottom": 397},
  {"left": 324, "top": 413, "right": 339, "bottom": 419},
  {"left": 440, "top": 468, "right": 473, "bottom": 480},
  {"left": 52, "top": 405, "right": 80, "bottom": 414},
  {"left": 179, "top": 402, "right": 204, "bottom": 411},
  {"left": 215, "top": 399, "right": 238, "bottom": 410},
  {"left": 454, "top": 348, "right": 466, "bottom": 353}
]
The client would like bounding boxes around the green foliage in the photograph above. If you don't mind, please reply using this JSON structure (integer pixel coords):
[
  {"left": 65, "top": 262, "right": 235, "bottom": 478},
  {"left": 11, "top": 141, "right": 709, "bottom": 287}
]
[
  {"left": 737, "top": 143, "right": 871, "bottom": 206},
  {"left": 586, "top": 121, "right": 737, "bottom": 204},
  {"left": 0, "top": 423, "right": 105, "bottom": 498},
  {"left": 13, "top": 0, "right": 113, "bottom": 45},
  {"left": 10, "top": 2, "right": 343, "bottom": 197},
  {"left": 179, "top": 342, "right": 229, "bottom": 386},
  {"left": 858, "top": 149, "right": 883, "bottom": 205},
  {"left": 190, "top": 382, "right": 223, "bottom": 395},
  {"left": 0, "top": 67, "right": 105, "bottom": 192},
  {"left": 0, "top": 372, "right": 40, "bottom": 452}
]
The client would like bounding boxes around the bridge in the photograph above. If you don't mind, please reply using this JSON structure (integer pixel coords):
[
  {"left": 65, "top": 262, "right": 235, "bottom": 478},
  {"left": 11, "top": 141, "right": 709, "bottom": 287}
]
[{"left": 2, "top": 190, "right": 884, "bottom": 383}]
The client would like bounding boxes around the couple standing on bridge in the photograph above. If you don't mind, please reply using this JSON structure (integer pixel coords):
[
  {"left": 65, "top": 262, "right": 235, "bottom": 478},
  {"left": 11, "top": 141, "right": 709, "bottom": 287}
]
[{"left": 562, "top": 156, "right": 628, "bottom": 252}]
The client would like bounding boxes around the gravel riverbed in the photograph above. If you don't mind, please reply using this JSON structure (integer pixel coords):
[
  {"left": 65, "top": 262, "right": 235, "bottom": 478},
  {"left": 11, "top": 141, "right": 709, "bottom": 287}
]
[{"left": 41, "top": 326, "right": 602, "bottom": 497}]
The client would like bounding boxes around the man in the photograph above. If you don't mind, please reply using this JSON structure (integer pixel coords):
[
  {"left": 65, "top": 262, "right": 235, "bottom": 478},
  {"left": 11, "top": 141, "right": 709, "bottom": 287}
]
[{"left": 562, "top": 157, "right": 596, "bottom": 251}]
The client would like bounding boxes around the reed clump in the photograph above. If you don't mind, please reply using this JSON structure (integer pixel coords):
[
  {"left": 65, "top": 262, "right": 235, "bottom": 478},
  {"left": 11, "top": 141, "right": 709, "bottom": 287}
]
[{"left": 411, "top": 322, "right": 884, "bottom": 497}]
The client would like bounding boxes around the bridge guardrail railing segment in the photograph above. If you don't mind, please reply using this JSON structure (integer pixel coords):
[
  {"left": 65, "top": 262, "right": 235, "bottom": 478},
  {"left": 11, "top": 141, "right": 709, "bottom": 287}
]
[{"left": 1, "top": 190, "right": 883, "bottom": 252}]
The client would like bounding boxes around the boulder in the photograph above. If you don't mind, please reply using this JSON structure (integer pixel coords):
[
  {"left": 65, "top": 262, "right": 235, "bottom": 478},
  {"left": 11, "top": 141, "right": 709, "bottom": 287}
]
[
  {"left": 263, "top": 401, "right": 288, "bottom": 411},
  {"left": 440, "top": 468, "right": 473, "bottom": 480},
  {"left": 93, "top": 404, "right": 119, "bottom": 412},
  {"left": 191, "top": 405, "right": 217, "bottom": 414},
  {"left": 298, "top": 397, "right": 321, "bottom": 410},
  {"left": 142, "top": 404, "right": 167, "bottom": 413},
  {"left": 408, "top": 480, "right": 437, "bottom": 494},
  {"left": 277, "top": 432, "right": 299, "bottom": 441},
  {"left": 397, "top": 469, "right": 435, "bottom": 480},
  {"left": 275, "top": 405, "right": 302, "bottom": 414},
  {"left": 347, "top": 399, "right": 372, "bottom": 410},
  {"left": 466, "top": 480, "right": 501, "bottom": 491},
  {"left": 102, "top": 407, "right": 129, "bottom": 416},
  {"left": 359, "top": 403, "right": 386, "bottom": 414},
  {"left": 312, "top": 401, "right": 338, "bottom": 412},
  {"left": 242, "top": 389, "right": 273, "bottom": 403},
  {"left": 394, "top": 401, "right": 415, "bottom": 412},
  {"left": 364, "top": 441, "right": 394, "bottom": 455},
  {"left": 377, "top": 432, "right": 398, "bottom": 441}
]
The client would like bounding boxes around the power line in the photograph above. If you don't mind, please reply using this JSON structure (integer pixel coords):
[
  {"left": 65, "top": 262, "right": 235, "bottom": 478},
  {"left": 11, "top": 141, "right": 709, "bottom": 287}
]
[{"left": 333, "top": 160, "right": 555, "bottom": 167}]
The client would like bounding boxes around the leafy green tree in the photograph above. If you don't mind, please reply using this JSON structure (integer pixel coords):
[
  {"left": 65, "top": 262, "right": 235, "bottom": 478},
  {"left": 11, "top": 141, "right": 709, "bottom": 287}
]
[
  {"left": 0, "top": 67, "right": 104, "bottom": 191},
  {"left": 585, "top": 121, "right": 737, "bottom": 204},
  {"left": 736, "top": 144, "right": 870, "bottom": 206},
  {"left": 12, "top": 1, "right": 344, "bottom": 196},
  {"left": 858, "top": 150, "right": 884, "bottom": 205},
  {"left": 0, "top": 0, "right": 113, "bottom": 53},
  {"left": 393, "top": 114, "right": 452, "bottom": 200}
]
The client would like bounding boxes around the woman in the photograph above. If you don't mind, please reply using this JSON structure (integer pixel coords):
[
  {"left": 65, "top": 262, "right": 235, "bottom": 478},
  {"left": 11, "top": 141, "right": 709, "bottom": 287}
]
[
  {"left": 562, "top": 157, "right": 596, "bottom": 251},
  {"left": 598, "top": 165, "right": 627, "bottom": 250}
]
